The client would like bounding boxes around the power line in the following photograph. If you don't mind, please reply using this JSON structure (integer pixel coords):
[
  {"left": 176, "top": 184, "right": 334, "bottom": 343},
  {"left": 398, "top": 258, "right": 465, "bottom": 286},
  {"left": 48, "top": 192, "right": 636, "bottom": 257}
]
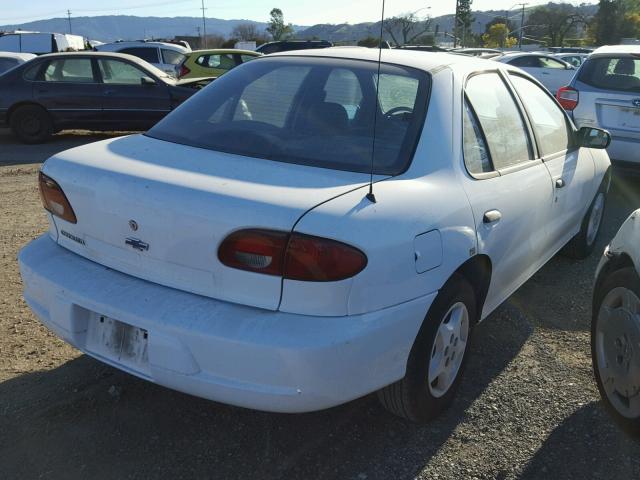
[{"left": 201, "top": 0, "right": 207, "bottom": 48}]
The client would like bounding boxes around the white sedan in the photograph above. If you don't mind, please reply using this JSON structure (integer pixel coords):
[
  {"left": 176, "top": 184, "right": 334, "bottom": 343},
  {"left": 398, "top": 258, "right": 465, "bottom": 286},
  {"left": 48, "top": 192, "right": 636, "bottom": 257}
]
[
  {"left": 0, "top": 51, "right": 35, "bottom": 75},
  {"left": 493, "top": 52, "right": 577, "bottom": 94},
  {"left": 593, "top": 209, "right": 640, "bottom": 436},
  {"left": 19, "top": 48, "right": 611, "bottom": 421}
]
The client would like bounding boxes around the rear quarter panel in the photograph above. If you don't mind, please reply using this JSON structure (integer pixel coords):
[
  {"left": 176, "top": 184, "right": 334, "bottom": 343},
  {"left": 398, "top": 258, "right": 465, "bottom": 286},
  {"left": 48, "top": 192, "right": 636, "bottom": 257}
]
[{"left": 280, "top": 69, "right": 477, "bottom": 317}]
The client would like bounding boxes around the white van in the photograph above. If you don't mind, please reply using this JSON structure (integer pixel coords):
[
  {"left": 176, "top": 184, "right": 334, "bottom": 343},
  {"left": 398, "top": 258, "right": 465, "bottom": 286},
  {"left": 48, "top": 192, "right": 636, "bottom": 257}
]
[{"left": 0, "top": 32, "right": 86, "bottom": 55}]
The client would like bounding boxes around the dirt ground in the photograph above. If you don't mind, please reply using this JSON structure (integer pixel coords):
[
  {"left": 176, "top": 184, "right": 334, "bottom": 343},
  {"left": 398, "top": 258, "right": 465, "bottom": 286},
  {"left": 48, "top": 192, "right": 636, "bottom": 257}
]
[{"left": 1, "top": 128, "right": 640, "bottom": 479}]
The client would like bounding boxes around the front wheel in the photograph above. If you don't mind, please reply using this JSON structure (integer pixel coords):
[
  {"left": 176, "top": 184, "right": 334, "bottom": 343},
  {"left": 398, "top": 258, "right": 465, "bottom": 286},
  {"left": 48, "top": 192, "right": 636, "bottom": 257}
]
[
  {"left": 378, "top": 274, "right": 476, "bottom": 422},
  {"left": 592, "top": 267, "right": 640, "bottom": 437},
  {"left": 562, "top": 190, "right": 606, "bottom": 259}
]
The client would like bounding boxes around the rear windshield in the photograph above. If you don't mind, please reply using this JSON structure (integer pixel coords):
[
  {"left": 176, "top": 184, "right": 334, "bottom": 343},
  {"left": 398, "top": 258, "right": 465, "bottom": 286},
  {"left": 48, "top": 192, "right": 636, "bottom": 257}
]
[
  {"left": 578, "top": 56, "right": 640, "bottom": 92},
  {"left": 147, "top": 56, "right": 430, "bottom": 175}
]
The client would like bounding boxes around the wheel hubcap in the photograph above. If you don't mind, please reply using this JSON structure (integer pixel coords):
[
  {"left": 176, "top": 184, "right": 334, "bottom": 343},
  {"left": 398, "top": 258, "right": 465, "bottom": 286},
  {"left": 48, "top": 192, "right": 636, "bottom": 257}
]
[
  {"left": 428, "top": 302, "right": 470, "bottom": 398},
  {"left": 587, "top": 193, "right": 605, "bottom": 246},
  {"left": 596, "top": 287, "right": 640, "bottom": 418}
]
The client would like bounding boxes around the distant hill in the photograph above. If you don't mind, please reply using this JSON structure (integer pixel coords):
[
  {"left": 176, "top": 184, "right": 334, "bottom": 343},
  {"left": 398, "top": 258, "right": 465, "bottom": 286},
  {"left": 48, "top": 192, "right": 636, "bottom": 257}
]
[
  {"left": 0, "top": 15, "right": 304, "bottom": 42},
  {"left": 0, "top": 3, "right": 598, "bottom": 44}
]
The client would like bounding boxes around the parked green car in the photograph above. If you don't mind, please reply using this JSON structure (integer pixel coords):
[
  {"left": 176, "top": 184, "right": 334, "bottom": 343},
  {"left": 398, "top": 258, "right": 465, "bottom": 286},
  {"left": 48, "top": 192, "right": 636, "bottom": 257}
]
[{"left": 177, "top": 49, "right": 261, "bottom": 79}]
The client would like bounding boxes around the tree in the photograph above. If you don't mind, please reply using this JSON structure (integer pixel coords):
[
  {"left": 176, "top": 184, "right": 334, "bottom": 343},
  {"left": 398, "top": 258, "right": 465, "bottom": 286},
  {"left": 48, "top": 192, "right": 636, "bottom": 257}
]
[
  {"left": 525, "top": 3, "right": 586, "bottom": 47},
  {"left": 594, "top": 0, "right": 640, "bottom": 44},
  {"left": 232, "top": 23, "right": 259, "bottom": 41},
  {"left": 454, "top": 0, "right": 475, "bottom": 47},
  {"left": 482, "top": 23, "right": 518, "bottom": 48},
  {"left": 382, "top": 12, "right": 433, "bottom": 46},
  {"left": 357, "top": 36, "right": 381, "bottom": 48},
  {"left": 266, "top": 8, "right": 294, "bottom": 41}
]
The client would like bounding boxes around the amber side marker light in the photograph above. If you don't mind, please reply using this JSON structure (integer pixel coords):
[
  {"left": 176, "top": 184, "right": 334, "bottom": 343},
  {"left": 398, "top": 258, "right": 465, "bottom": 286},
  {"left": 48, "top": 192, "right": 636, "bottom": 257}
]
[{"left": 38, "top": 172, "right": 77, "bottom": 224}]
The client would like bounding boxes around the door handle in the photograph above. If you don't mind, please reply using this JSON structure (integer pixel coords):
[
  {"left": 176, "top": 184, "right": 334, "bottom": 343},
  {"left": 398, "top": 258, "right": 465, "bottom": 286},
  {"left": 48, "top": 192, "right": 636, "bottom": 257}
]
[
  {"left": 483, "top": 210, "right": 502, "bottom": 224},
  {"left": 555, "top": 179, "right": 566, "bottom": 189},
  {"left": 104, "top": 90, "right": 116, "bottom": 96}
]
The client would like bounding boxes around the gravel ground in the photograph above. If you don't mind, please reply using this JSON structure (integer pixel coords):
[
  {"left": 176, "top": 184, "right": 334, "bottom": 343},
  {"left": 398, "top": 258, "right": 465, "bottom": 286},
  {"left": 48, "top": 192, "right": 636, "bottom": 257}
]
[{"left": 1, "top": 130, "right": 640, "bottom": 479}]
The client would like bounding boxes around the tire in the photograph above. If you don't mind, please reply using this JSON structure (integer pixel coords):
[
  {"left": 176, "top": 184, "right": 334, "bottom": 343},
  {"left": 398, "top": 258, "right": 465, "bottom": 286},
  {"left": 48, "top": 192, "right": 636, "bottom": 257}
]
[
  {"left": 592, "top": 267, "right": 640, "bottom": 437},
  {"left": 562, "top": 189, "right": 606, "bottom": 259},
  {"left": 378, "top": 274, "right": 477, "bottom": 422},
  {"left": 9, "top": 105, "right": 54, "bottom": 144}
]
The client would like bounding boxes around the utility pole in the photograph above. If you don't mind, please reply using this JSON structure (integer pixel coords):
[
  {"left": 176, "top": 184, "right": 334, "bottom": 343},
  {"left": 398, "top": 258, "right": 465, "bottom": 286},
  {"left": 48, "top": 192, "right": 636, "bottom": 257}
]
[
  {"left": 200, "top": 0, "right": 207, "bottom": 48},
  {"left": 453, "top": 0, "right": 460, "bottom": 48},
  {"left": 518, "top": 3, "right": 527, "bottom": 50},
  {"left": 66, "top": 9, "right": 72, "bottom": 34}
]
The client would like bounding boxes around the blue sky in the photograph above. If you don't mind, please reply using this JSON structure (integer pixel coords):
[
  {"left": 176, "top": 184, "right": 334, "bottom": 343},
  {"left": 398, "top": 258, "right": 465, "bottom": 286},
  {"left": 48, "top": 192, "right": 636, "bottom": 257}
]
[{"left": 0, "top": 0, "right": 597, "bottom": 26}]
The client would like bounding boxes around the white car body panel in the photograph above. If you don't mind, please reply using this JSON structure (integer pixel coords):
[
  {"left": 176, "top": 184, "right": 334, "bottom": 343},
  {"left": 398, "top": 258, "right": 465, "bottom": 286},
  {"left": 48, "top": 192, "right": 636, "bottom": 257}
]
[
  {"left": 597, "top": 209, "right": 640, "bottom": 280},
  {"left": 19, "top": 48, "right": 611, "bottom": 412}
]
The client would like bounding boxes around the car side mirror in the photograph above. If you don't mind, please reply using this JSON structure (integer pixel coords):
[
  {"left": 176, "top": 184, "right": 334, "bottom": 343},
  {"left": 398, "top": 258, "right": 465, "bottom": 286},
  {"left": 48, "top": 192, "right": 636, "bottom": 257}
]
[
  {"left": 141, "top": 76, "right": 156, "bottom": 86},
  {"left": 578, "top": 127, "right": 611, "bottom": 149}
]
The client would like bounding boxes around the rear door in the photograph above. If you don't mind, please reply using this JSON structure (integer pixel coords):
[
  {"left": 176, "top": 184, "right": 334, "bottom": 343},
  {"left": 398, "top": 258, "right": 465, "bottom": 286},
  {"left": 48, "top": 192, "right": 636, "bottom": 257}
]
[
  {"left": 509, "top": 73, "right": 594, "bottom": 252},
  {"left": 97, "top": 57, "right": 172, "bottom": 129},
  {"left": 538, "top": 56, "right": 575, "bottom": 94},
  {"left": 32, "top": 56, "right": 103, "bottom": 127},
  {"left": 460, "top": 71, "right": 554, "bottom": 315}
]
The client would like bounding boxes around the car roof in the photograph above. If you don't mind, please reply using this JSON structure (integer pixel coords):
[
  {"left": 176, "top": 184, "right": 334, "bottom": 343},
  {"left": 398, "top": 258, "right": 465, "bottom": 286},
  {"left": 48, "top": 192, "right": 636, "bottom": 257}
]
[
  {"left": 0, "top": 51, "right": 36, "bottom": 61},
  {"left": 590, "top": 45, "right": 640, "bottom": 57},
  {"left": 269, "top": 47, "right": 520, "bottom": 75},
  {"left": 97, "top": 41, "right": 190, "bottom": 52},
  {"left": 189, "top": 49, "right": 260, "bottom": 56}
]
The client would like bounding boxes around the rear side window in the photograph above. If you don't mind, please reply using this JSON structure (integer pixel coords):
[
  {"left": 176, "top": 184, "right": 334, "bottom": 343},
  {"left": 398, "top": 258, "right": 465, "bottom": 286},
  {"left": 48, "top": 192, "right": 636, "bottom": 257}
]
[
  {"left": 0, "top": 58, "right": 18, "bottom": 74},
  {"left": 539, "top": 57, "right": 567, "bottom": 69},
  {"left": 120, "top": 47, "right": 160, "bottom": 64},
  {"left": 43, "top": 58, "right": 95, "bottom": 83},
  {"left": 510, "top": 74, "right": 572, "bottom": 156},
  {"left": 465, "top": 73, "right": 532, "bottom": 170},
  {"left": 197, "top": 53, "right": 235, "bottom": 70},
  {"left": 509, "top": 56, "right": 540, "bottom": 68},
  {"left": 161, "top": 49, "right": 185, "bottom": 65},
  {"left": 147, "top": 57, "right": 430, "bottom": 175},
  {"left": 578, "top": 56, "right": 640, "bottom": 92},
  {"left": 463, "top": 101, "right": 492, "bottom": 175}
]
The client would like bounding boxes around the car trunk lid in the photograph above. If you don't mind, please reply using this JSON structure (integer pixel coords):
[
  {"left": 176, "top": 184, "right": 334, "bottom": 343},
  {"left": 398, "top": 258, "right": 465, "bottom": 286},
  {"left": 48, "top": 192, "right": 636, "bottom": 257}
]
[{"left": 43, "top": 134, "right": 371, "bottom": 310}]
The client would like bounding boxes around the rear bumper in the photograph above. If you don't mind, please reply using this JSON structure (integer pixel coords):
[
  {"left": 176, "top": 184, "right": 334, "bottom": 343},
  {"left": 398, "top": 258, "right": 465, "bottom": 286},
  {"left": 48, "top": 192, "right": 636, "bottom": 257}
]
[{"left": 18, "top": 235, "right": 434, "bottom": 413}]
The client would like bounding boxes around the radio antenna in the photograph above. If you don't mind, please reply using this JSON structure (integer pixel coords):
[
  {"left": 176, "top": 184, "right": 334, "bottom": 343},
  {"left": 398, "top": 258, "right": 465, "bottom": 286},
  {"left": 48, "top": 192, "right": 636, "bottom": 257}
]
[{"left": 366, "top": 0, "right": 386, "bottom": 204}]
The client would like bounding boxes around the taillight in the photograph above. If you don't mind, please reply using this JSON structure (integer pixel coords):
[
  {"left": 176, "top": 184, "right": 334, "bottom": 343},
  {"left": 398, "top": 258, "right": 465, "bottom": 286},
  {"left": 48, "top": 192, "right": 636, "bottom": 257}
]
[
  {"left": 218, "top": 229, "right": 367, "bottom": 282},
  {"left": 38, "top": 172, "right": 77, "bottom": 223},
  {"left": 557, "top": 86, "right": 579, "bottom": 111},
  {"left": 178, "top": 64, "right": 190, "bottom": 78}
]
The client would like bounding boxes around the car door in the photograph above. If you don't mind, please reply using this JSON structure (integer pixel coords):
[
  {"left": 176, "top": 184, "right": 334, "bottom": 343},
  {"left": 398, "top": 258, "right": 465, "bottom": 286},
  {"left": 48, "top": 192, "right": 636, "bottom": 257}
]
[
  {"left": 96, "top": 57, "right": 172, "bottom": 129},
  {"left": 31, "top": 56, "right": 103, "bottom": 127},
  {"left": 508, "top": 73, "right": 595, "bottom": 253},
  {"left": 460, "top": 72, "right": 554, "bottom": 315}
]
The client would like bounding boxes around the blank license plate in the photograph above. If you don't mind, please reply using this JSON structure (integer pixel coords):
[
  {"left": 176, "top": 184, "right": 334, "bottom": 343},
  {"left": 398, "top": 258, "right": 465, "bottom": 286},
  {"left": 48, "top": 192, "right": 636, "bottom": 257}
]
[{"left": 87, "top": 315, "right": 149, "bottom": 372}]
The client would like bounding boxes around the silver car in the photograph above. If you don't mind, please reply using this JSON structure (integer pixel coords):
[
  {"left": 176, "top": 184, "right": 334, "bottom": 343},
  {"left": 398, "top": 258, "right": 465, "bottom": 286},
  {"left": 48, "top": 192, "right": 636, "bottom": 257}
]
[
  {"left": 558, "top": 45, "right": 640, "bottom": 166},
  {"left": 593, "top": 209, "right": 640, "bottom": 436}
]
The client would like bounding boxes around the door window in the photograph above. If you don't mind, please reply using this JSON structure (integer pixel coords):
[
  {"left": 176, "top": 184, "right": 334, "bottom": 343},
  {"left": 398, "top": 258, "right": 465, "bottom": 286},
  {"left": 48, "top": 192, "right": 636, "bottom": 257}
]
[
  {"left": 98, "top": 59, "right": 151, "bottom": 85},
  {"left": 197, "top": 54, "right": 235, "bottom": 70},
  {"left": 510, "top": 74, "right": 572, "bottom": 156},
  {"left": 43, "top": 58, "right": 95, "bottom": 83},
  {"left": 509, "top": 56, "right": 541, "bottom": 68},
  {"left": 540, "top": 57, "right": 567, "bottom": 69},
  {"left": 463, "top": 101, "right": 492, "bottom": 174},
  {"left": 465, "top": 73, "right": 532, "bottom": 170},
  {"left": 120, "top": 47, "right": 160, "bottom": 64}
]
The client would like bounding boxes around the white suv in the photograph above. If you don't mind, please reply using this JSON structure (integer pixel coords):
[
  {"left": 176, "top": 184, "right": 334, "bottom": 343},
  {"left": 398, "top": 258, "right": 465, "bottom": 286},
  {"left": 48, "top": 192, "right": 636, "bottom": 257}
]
[
  {"left": 558, "top": 45, "right": 640, "bottom": 167},
  {"left": 95, "top": 41, "right": 190, "bottom": 76}
]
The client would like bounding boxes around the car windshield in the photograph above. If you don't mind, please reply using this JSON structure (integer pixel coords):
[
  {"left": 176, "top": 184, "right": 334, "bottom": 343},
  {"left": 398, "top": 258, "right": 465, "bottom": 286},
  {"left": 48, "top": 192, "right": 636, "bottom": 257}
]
[
  {"left": 147, "top": 56, "right": 430, "bottom": 175},
  {"left": 579, "top": 56, "right": 640, "bottom": 92}
]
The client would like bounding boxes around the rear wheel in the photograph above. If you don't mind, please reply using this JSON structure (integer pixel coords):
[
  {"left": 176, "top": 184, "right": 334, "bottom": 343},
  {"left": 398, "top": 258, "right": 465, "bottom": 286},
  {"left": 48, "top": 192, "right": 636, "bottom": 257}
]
[
  {"left": 378, "top": 274, "right": 476, "bottom": 422},
  {"left": 562, "top": 190, "right": 606, "bottom": 259},
  {"left": 10, "top": 105, "right": 54, "bottom": 144},
  {"left": 592, "top": 267, "right": 640, "bottom": 437}
]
